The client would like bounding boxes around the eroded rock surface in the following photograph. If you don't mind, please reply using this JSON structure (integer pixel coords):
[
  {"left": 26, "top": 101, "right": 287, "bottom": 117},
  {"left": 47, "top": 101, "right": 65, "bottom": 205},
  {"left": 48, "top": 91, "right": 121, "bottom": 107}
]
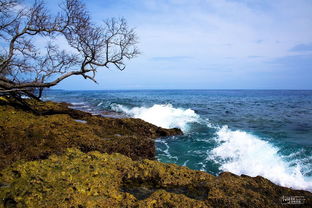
[
  {"left": 0, "top": 148, "right": 311, "bottom": 208},
  {"left": 0, "top": 98, "right": 182, "bottom": 169}
]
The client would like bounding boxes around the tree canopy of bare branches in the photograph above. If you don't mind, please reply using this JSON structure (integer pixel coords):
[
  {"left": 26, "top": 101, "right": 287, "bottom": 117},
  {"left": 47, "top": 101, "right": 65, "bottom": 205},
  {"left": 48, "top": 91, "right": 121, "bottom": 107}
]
[{"left": 0, "top": 0, "right": 139, "bottom": 99}]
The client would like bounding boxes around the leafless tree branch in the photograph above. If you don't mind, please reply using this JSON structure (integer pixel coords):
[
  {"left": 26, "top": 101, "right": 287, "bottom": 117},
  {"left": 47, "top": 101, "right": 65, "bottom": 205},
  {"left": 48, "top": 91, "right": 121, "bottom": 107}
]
[{"left": 0, "top": 0, "right": 139, "bottom": 99}]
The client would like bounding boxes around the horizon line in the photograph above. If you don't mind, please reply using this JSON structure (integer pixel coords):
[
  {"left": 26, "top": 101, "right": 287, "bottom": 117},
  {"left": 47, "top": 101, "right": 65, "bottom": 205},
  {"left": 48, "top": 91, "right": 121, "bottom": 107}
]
[{"left": 50, "top": 88, "right": 312, "bottom": 91}]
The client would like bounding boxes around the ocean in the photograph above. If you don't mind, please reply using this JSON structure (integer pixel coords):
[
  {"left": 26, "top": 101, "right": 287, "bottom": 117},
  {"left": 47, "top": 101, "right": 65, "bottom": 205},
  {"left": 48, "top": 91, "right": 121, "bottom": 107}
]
[{"left": 43, "top": 90, "right": 312, "bottom": 192}]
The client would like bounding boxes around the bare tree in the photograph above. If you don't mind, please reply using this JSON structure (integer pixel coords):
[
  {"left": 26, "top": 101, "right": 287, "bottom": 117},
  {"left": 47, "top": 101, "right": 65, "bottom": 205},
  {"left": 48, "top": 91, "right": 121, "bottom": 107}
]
[{"left": 0, "top": 0, "right": 139, "bottom": 99}]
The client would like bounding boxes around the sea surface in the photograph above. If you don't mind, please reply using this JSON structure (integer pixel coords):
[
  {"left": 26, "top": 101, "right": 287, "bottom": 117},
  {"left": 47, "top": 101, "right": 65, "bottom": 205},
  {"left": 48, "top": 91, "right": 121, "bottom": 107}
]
[{"left": 43, "top": 90, "right": 312, "bottom": 192}]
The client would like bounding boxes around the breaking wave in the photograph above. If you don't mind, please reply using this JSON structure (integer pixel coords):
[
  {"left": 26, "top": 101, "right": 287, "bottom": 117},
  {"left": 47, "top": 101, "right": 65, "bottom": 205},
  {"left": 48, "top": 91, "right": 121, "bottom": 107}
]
[
  {"left": 111, "top": 103, "right": 200, "bottom": 131},
  {"left": 210, "top": 126, "right": 312, "bottom": 191},
  {"left": 111, "top": 102, "right": 312, "bottom": 192}
]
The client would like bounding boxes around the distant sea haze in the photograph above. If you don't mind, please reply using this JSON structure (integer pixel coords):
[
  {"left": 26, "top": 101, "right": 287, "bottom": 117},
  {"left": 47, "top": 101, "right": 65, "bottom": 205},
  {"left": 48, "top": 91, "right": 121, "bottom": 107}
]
[{"left": 44, "top": 89, "right": 312, "bottom": 192}]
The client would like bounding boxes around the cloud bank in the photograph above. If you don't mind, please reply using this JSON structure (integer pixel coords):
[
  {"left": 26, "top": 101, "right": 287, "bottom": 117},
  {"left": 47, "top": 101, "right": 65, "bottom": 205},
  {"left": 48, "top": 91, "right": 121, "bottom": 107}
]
[{"left": 40, "top": 0, "right": 312, "bottom": 89}]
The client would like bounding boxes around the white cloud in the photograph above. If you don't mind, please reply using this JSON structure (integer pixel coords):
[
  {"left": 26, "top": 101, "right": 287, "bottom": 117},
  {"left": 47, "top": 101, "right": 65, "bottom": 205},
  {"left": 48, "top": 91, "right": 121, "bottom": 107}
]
[
  {"left": 105, "top": 0, "right": 310, "bottom": 61},
  {"left": 58, "top": 0, "right": 312, "bottom": 89}
]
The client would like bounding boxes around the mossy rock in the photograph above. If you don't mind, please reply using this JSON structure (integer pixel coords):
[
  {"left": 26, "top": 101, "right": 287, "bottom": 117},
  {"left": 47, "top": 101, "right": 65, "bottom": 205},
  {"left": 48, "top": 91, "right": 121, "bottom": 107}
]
[
  {"left": 0, "top": 100, "right": 182, "bottom": 170},
  {"left": 0, "top": 149, "right": 311, "bottom": 208}
]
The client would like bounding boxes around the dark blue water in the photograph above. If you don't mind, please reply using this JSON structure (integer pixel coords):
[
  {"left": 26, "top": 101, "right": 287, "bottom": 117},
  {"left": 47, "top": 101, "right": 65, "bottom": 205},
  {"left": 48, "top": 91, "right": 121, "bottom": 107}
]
[{"left": 43, "top": 90, "right": 312, "bottom": 191}]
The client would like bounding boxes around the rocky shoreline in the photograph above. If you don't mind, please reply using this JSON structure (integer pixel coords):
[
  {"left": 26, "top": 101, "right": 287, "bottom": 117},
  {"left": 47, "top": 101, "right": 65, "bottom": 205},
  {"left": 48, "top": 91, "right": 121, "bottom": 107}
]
[{"left": 0, "top": 97, "right": 311, "bottom": 207}]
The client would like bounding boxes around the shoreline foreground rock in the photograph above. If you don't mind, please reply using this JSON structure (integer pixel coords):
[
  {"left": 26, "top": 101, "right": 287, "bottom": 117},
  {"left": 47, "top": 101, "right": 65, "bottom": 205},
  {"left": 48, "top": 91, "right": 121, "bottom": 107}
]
[
  {"left": 0, "top": 97, "right": 182, "bottom": 169},
  {"left": 0, "top": 97, "right": 311, "bottom": 207}
]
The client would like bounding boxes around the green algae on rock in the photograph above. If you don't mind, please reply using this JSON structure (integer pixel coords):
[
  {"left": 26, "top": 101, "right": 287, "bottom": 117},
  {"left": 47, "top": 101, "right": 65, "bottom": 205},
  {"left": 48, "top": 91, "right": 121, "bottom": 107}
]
[
  {"left": 0, "top": 148, "right": 311, "bottom": 208},
  {"left": 0, "top": 98, "right": 182, "bottom": 170}
]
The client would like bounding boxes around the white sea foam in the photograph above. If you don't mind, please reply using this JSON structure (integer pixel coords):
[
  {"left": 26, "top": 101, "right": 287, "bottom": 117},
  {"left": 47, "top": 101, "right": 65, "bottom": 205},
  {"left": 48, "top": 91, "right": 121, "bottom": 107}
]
[
  {"left": 210, "top": 126, "right": 312, "bottom": 191},
  {"left": 111, "top": 104, "right": 200, "bottom": 131},
  {"left": 97, "top": 102, "right": 103, "bottom": 107},
  {"left": 70, "top": 102, "right": 86, "bottom": 105},
  {"left": 112, "top": 102, "right": 312, "bottom": 191},
  {"left": 156, "top": 140, "right": 178, "bottom": 161},
  {"left": 182, "top": 160, "right": 189, "bottom": 166}
]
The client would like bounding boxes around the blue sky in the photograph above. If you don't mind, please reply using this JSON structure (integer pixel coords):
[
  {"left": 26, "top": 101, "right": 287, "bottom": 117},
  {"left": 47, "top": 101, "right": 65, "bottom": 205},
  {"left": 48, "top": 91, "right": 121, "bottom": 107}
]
[{"left": 43, "top": 0, "right": 312, "bottom": 89}]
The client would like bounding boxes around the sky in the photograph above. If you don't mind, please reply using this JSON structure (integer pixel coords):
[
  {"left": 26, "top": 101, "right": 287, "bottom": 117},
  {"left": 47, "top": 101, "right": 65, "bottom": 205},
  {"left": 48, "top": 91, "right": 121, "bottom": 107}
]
[{"left": 35, "top": 0, "right": 312, "bottom": 89}]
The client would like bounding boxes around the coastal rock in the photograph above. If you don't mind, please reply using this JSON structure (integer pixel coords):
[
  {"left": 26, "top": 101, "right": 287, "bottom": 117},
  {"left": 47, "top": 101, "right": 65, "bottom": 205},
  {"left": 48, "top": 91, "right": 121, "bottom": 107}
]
[
  {"left": 0, "top": 97, "right": 311, "bottom": 207},
  {"left": 0, "top": 98, "right": 182, "bottom": 170},
  {"left": 0, "top": 148, "right": 311, "bottom": 208}
]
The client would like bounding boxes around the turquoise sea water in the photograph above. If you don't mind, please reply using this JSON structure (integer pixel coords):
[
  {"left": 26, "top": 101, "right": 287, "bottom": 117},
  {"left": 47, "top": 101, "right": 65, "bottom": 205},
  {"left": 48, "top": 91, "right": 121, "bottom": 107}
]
[{"left": 44, "top": 90, "right": 312, "bottom": 191}]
